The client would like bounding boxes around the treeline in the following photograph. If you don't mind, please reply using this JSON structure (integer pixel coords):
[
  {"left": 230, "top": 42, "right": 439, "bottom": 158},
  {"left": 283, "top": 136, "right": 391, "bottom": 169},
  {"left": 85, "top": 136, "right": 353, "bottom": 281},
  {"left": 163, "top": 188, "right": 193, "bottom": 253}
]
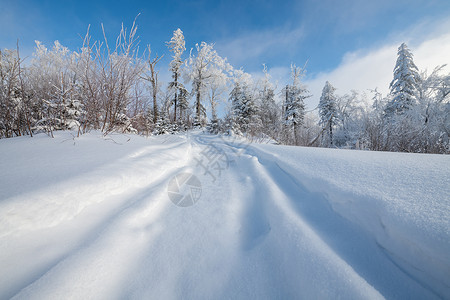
[{"left": 0, "top": 22, "right": 448, "bottom": 153}]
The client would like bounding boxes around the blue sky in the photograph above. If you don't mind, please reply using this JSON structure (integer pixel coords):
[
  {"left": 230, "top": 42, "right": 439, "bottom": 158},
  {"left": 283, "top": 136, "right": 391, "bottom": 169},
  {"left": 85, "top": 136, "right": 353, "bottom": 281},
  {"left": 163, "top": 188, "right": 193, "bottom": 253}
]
[{"left": 1, "top": 0, "right": 450, "bottom": 107}]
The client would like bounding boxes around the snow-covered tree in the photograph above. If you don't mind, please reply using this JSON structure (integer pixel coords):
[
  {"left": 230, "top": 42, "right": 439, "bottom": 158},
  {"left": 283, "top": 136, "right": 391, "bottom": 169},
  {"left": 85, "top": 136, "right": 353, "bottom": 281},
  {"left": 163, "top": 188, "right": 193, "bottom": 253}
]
[
  {"left": 142, "top": 45, "right": 163, "bottom": 125},
  {"left": 28, "top": 41, "right": 84, "bottom": 136},
  {"left": 74, "top": 20, "right": 144, "bottom": 134},
  {"left": 257, "top": 65, "right": 279, "bottom": 139},
  {"left": 153, "top": 93, "right": 175, "bottom": 135},
  {"left": 153, "top": 109, "right": 171, "bottom": 135},
  {"left": 229, "top": 70, "right": 260, "bottom": 135},
  {"left": 185, "top": 42, "right": 231, "bottom": 127},
  {"left": 385, "top": 43, "right": 419, "bottom": 117},
  {"left": 319, "top": 81, "right": 338, "bottom": 146},
  {"left": 334, "top": 91, "right": 369, "bottom": 148},
  {"left": 176, "top": 85, "right": 190, "bottom": 129},
  {"left": 283, "top": 64, "right": 309, "bottom": 145},
  {"left": 167, "top": 28, "right": 186, "bottom": 123},
  {"left": 0, "top": 49, "right": 25, "bottom": 138},
  {"left": 206, "top": 65, "right": 230, "bottom": 134}
]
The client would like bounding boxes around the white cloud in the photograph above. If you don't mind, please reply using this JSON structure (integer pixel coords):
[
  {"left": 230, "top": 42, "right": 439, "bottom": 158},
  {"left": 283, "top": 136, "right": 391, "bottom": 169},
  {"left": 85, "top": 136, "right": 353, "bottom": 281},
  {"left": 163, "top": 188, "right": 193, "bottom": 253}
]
[
  {"left": 304, "top": 17, "right": 450, "bottom": 109},
  {"left": 214, "top": 26, "right": 304, "bottom": 70}
]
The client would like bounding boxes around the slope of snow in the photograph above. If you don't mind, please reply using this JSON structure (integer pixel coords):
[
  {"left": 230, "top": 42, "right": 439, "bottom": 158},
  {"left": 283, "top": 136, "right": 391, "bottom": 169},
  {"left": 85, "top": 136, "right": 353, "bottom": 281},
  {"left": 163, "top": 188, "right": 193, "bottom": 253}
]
[
  {"left": 0, "top": 131, "right": 448, "bottom": 299},
  {"left": 246, "top": 142, "right": 450, "bottom": 298}
]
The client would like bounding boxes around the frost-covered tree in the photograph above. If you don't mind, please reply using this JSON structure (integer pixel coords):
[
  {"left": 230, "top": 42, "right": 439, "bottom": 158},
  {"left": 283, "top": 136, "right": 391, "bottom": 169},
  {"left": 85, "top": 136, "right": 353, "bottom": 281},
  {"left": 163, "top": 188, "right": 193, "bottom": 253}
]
[
  {"left": 257, "top": 65, "right": 279, "bottom": 139},
  {"left": 153, "top": 108, "right": 171, "bottom": 135},
  {"left": 229, "top": 81, "right": 245, "bottom": 134},
  {"left": 206, "top": 65, "right": 230, "bottom": 134},
  {"left": 29, "top": 41, "right": 83, "bottom": 136},
  {"left": 0, "top": 49, "right": 24, "bottom": 138},
  {"left": 75, "top": 20, "right": 144, "bottom": 134},
  {"left": 282, "top": 64, "right": 309, "bottom": 145},
  {"left": 229, "top": 70, "right": 260, "bottom": 135},
  {"left": 186, "top": 42, "right": 231, "bottom": 127},
  {"left": 142, "top": 45, "right": 163, "bottom": 125},
  {"left": 394, "top": 66, "right": 450, "bottom": 153},
  {"left": 167, "top": 28, "right": 186, "bottom": 123},
  {"left": 176, "top": 85, "right": 190, "bottom": 129},
  {"left": 153, "top": 92, "right": 175, "bottom": 135},
  {"left": 334, "top": 91, "right": 369, "bottom": 148},
  {"left": 386, "top": 43, "right": 419, "bottom": 117},
  {"left": 362, "top": 88, "right": 388, "bottom": 151},
  {"left": 319, "top": 81, "right": 338, "bottom": 146}
]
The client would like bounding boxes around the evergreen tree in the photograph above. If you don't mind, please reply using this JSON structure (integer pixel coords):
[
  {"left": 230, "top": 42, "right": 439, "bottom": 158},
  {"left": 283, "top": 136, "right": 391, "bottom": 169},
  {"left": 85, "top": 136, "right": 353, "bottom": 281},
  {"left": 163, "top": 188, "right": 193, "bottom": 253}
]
[
  {"left": 386, "top": 43, "right": 419, "bottom": 116},
  {"left": 230, "top": 82, "right": 245, "bottom": 134},
  {"left": 153, "top": 106, "right": 172, "bottom": 135},
  {"left": 283, "top": 64, "right": 309, "bottom": 145},
  {"left": 258, "top": 65, "right": 279, "bottom": 139},
  {"left": 176, "top": 85, "right": 189, "bottom": 129},
  {"left": 319, "top": 81, "right": 338, "bottom": 146},
  {"left": 230, "top": 71, "right": 260, "bottom": 135}
]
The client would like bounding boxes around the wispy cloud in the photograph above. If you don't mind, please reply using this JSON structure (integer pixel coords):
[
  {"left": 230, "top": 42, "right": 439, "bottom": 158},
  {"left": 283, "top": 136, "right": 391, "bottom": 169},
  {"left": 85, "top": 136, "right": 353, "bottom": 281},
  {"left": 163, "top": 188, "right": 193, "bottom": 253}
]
[{"left": 214, "top": 26, "right": 305, "bottom": 71}]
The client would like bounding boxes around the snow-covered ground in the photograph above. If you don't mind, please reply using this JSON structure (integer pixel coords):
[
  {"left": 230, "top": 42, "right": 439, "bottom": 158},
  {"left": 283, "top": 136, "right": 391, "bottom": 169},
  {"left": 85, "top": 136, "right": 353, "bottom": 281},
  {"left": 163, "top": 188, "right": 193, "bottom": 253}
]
[{"left": 0, "top": 131, "right": 449, "bottom": 299}]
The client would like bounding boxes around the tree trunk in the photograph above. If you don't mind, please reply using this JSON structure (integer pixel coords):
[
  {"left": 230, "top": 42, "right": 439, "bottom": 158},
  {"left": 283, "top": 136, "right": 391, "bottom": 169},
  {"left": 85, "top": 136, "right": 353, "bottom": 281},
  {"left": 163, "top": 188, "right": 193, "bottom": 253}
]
[
  {"left": 196, "top": 81, "right": 201, "bottom": 125},
  {"left": 149, "top": 66, "right": 158, "bottom": 124},
  {"left": 173, "top": 72, "right": 178, "bottom": 123},
  {"left": 293, "top": 121, "right": 298, "bottom": 146},
  {"left": 329, "top": 120, "right": 333, "bottom": 146}
]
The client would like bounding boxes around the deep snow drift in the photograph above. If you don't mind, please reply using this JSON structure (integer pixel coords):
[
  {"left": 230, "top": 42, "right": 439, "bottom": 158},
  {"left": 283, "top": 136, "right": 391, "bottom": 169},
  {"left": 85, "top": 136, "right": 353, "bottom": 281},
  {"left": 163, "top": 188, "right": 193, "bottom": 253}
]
[{"left": 0, "top": 131, "right": 449, "bottom": 299}]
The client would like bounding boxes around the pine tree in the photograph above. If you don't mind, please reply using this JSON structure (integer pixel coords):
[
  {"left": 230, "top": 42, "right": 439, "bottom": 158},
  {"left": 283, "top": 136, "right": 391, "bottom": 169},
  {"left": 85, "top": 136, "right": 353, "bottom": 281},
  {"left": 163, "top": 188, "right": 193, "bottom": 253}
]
[
  {"left": 229, "top": 71, "right": 259, "bottom": 135},
  {"left": 283, "top": 64, "right": 309, "bottom": 145},
  {"left": 258, "top": 65, "right": 279, "bottom": 139},
  {"left": 153, "top": 106, "right": 171, "bottom": 135},
  {"left": 230, "top": 82, "right": 245, "bottom": 134},
  {"left": 176, "top": 85, "right": 189, "bottom": 129},
  {"left": 386, "top": 43, "right": 419, "bottom": 116},
  {"left": 319, "top": 81, "right": 338, "bottom": 146}
]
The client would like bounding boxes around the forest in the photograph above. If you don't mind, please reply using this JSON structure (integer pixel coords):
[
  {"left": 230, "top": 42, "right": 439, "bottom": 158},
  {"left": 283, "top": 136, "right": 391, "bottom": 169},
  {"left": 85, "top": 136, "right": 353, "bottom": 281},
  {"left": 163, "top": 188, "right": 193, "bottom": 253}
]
[{"left": 1, "top": 21, "right": 449, "bottom": 153}]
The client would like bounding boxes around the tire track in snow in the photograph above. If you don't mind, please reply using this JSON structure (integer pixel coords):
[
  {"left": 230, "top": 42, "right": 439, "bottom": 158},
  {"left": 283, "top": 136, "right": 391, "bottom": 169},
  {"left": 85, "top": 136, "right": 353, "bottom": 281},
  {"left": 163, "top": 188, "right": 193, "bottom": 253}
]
[
  {"left": 220, "top": 137, "right": 439, "bottom": 299},
  {"left": 190, "top": 134, "right": 383, "bottom": 298}
]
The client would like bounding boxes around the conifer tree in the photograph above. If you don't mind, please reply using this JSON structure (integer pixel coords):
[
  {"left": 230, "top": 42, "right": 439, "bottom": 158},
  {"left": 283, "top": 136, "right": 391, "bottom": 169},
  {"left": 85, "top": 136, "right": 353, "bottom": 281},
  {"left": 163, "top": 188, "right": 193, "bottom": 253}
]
[
  {"left": 230, "top": 71, "right": 259, "bottom": 135},
  {"left": 319, "top": 81, "right": 338, "bottom": 146},
  {"left": 258, "top": 65, "right": 279, "bottom": 139},
  {"left": 386, "top": 43, "right": 419, "bottom": 116},
  {"left": 283, "top": 64, "right": 309, "bottom": 145}
]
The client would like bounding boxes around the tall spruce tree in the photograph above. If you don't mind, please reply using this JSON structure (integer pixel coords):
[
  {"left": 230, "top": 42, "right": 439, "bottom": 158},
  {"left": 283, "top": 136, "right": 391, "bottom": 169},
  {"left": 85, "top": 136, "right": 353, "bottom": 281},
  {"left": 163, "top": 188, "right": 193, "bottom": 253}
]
[
  {"left": 386, "top": 43, "right": 419, "bottom": 116},
  {"left": 283, "top": 64, "right": 309, "bottom": 145},
  {"left": 258, "top": 65, "right": 279, "bottom": 139},
  {"left": 319, "top": 81, "right": 338, "bottom": 146}
]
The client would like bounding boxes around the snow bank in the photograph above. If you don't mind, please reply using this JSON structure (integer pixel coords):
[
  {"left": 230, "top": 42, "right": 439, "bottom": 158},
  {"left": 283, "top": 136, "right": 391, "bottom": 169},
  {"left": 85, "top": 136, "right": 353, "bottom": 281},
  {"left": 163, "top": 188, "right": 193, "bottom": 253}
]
[{"left": 249, "top": 143, "right": 450, "bottom": 297}]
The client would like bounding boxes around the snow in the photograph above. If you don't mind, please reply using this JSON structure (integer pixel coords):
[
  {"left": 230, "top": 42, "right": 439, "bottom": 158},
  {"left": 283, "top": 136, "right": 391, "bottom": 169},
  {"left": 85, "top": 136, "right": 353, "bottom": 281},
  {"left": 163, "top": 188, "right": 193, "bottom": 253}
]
[{"left": 0, "top": 131, "right": 449, "bottom": 299}]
